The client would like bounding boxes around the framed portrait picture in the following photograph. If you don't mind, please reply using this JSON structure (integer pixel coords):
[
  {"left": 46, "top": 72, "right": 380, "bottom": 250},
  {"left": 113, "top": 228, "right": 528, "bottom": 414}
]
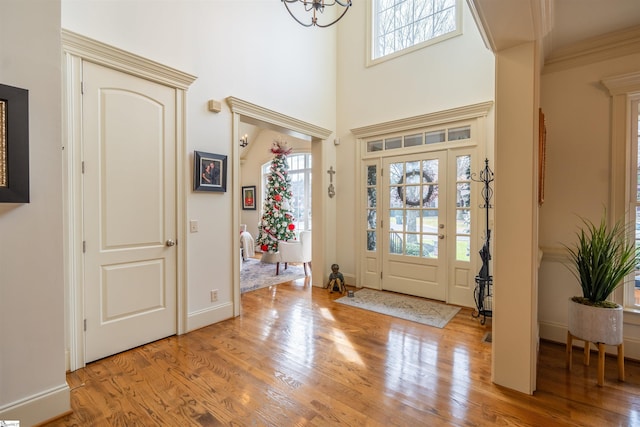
[
  {"left": 0, "top": 83, "right": 29, "bottom": 203},
  {"left": 194, "top": 151, "right": 227, "bottom": 192},
  {"left": 242, "top": 185, "right": 257, "bottom": 210}
]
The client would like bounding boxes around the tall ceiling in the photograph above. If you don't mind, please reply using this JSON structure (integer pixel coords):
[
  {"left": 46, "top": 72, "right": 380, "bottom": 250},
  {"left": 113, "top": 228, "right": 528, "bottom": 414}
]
[{"left": 469, "top": 0, "right": 640, "bottom": 59}]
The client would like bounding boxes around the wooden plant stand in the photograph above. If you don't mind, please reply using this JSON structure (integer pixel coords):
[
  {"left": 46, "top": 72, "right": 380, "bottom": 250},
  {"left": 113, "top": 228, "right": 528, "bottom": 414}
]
[{"left": 566, "top": 331, "right": 624, "bottom": 387}]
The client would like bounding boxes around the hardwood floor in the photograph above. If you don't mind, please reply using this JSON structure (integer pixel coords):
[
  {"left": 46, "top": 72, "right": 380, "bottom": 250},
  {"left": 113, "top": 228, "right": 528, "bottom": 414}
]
[{"left": 43, "top": 279, "right": 640, "bottom": 426}]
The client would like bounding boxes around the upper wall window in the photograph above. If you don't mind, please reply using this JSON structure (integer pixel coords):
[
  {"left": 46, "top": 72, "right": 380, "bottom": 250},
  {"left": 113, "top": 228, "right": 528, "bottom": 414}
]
[{"left": 368, "top": 0, "right": 462, "bottom": 66}]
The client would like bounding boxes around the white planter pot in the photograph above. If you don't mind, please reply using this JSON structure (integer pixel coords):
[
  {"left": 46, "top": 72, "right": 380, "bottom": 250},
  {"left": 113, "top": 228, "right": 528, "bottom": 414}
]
[
  {"left": 260, "top": 251, "right": 280, "bottom": 264},
  {"left": 568, "top": 298, "right": 623, "bottom": 345}
]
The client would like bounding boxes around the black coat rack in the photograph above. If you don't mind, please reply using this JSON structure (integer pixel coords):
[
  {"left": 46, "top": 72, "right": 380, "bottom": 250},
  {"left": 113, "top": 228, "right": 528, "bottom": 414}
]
[{"left": 471, "top": 158, "right": 494, "bottom": 325}]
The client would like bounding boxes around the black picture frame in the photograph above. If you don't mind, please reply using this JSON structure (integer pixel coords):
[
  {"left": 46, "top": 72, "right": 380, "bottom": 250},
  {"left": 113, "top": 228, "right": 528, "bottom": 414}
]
[
  {"left": 194, "top": 151, "right": 227, "bottom": 192},
  {"left": 0, "top": 83, "right": 29, "bottom": 203},
  {"left": 242, "top": 185, "right": 257, "bottom": 210}
]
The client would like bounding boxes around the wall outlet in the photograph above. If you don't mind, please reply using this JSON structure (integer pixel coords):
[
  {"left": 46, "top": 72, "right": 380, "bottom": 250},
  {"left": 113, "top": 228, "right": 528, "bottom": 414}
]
[{"left": 210, "top": 289, "right": 218, "bottom": 302}]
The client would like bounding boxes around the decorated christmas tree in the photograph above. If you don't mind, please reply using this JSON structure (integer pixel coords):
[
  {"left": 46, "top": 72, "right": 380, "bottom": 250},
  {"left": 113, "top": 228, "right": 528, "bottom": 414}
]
[{"left": 256, "top": 140, "right": 297, "bottom": 253}]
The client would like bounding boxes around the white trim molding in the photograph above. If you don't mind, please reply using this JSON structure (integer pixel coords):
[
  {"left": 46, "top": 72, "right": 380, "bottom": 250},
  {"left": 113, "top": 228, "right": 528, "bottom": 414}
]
[
  {"left": 226, "top": 97, "right": 333, "bottom": 140},
  {"left": 62, "top": 30, "right": 196, "bottom": 370},
  {"left": 601, "top": 71, "right": 640, "bottom": 310},
  {"left": 61, "top": 29, "right": 197, "bottom": 89},
  {"left": 226, "top": 96, "right": 334, "bottom": 316},
  {"left": 602, "top": 71, "right": 640, "bottom": 96},
  {"left": 351, "top": 101, "right": 493, "bottom": 138},
  {"left": 0, "top": 384, "right": 70, "bottom": 427}
]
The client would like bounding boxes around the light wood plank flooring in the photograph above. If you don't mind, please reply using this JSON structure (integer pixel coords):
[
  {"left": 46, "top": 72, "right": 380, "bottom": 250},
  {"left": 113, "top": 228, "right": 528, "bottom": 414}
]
[{"left": 43, "top": 278, "right": 640, "bottom": 426}]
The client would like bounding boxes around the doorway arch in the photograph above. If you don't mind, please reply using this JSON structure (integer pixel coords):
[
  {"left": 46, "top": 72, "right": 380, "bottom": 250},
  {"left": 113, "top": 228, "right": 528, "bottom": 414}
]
[{"left": 226, "top": 97, "right": 333, "bottom": 316}]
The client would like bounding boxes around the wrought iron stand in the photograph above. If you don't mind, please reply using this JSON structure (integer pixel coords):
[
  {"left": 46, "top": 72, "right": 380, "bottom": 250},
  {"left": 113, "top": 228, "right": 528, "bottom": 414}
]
[{"left": 472, "top": 158, "right": 494, "bottom": 325}]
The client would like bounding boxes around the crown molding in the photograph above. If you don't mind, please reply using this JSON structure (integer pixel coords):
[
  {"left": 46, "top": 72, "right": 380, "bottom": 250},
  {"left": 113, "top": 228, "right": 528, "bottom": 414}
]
[
  {"left": 543, "top": 25, "right": 640, "bottom": 74},
  {"left": 61, "top": 29, "right": 197, "bottom": 89}
]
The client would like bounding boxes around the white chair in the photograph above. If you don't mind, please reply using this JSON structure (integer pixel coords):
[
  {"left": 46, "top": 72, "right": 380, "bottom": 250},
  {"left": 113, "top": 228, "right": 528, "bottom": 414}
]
[
  {"left": 240, "top": 224, "right": 255, "bottom": 261},
  {"left": 276, "top": 230, "right": 311, "bottom": 276}
]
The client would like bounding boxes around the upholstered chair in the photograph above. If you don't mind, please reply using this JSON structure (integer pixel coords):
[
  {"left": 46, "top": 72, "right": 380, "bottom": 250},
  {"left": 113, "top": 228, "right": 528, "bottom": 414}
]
[
  {"left": 240, "top": 224, "right": 255, "bottom": 261},
  {"left": 276, "top": 230, "right": 311, "bottom": 276}
]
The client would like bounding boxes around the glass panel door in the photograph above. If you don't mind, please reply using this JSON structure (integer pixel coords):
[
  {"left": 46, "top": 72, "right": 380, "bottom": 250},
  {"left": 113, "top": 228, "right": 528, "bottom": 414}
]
[{"left": 382, "top": 152, "right": 447, "bottom": 300}]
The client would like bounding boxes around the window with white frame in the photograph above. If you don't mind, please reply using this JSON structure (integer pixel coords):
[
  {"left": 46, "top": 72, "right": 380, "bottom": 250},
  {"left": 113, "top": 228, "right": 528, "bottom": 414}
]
[
  {"left": 603, "top": 72, "right": 640, "bottom": 309},
  {"left": 630, "top": 97, "right": 640, "bottom": 306},
  {"left": 262, "top": 153, "right": 312, "bottom": 232},
  {"left": 368, "top": 0, "right": 461, "bottom": 65}
]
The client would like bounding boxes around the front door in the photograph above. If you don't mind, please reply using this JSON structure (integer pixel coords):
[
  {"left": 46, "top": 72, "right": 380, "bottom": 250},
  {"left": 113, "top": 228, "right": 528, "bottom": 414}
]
[
  {"left": 382, "top": 152, "right": 447, "bottom": 300},
  {"left": 82, "top": 61, "right": 178, "bottom": 362},
  {"left": 378, "top": 149, "right": 477, "bottom": 306}
]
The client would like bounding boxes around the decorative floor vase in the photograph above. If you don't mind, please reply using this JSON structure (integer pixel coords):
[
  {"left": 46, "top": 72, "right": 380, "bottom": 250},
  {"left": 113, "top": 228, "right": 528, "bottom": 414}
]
[{"left": 567, "top": 298, "right": 623, "bottom": 345}]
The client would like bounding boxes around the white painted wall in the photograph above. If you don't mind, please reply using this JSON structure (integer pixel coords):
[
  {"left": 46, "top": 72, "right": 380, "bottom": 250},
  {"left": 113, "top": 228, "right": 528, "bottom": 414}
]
[
  {"left": 0, "top": 0, "right": 69, "bottom": 424},
  {"left": 539, "top": 51, "right": 640, "bottom": 358},
  {"left": 61, "top": 1, "right": 336, "bottom": 321},
  {"left": 334, "top": 3, "right": 496, "bottom": 285}
]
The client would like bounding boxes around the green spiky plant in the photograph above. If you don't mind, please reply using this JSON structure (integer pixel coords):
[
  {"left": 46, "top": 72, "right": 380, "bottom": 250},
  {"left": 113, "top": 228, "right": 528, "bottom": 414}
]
[{"left": 564, "top": 213, "right": 639, "bottom": 308}]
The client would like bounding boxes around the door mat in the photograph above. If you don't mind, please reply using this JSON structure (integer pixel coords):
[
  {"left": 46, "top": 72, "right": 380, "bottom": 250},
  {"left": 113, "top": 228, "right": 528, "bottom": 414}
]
[{"left": 335, "top": 288, "right": 460, "bottom": 328}]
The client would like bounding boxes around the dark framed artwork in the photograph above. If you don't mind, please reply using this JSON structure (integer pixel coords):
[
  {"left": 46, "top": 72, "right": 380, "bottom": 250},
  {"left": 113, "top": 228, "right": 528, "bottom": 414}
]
[
  {"left": 0, "top": 83, "right": 29, "bottom": 203},
  {"left": 194, "top": 151, "right": 227, "bottom": 192},
  {"left": 242, "top": 185, "right": 257, "bottom": 210}
]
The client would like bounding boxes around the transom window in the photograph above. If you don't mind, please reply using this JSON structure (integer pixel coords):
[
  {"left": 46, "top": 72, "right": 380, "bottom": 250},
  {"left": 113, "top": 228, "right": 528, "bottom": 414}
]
[
  {"left": 368, "top": 0, "right": 462, "bottom": 65},
  {"left": 366, "top": 124, "right": 470, "bottom": 153}
]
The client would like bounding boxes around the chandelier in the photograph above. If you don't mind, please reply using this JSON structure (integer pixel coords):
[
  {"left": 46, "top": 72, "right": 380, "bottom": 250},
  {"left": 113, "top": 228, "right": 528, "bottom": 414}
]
[{"left": 282, "top": 0, "right": 352, "bottom": 28}]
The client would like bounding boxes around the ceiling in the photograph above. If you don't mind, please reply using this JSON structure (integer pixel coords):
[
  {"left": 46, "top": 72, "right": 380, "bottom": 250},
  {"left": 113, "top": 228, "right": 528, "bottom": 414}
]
[
  {"left": 469, "top": 0, "right": 640, "bottom": 59},
  {"left": 550, "top": 0, "right": 640, "bottom": 52}
]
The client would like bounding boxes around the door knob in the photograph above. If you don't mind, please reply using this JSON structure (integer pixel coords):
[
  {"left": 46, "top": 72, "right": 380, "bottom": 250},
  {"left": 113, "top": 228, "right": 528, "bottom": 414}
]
[
  {"left": 438, "top": 234, "right": 445, "bottom": 240},
  {"left": 166, "top": 239, "right": 176, "bottom": 247}
]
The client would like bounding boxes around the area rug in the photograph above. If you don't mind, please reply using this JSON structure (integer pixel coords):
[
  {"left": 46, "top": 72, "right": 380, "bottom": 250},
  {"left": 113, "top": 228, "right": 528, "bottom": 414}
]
[
  {"left": 335, "top": 288, "right": 460, "bottom": 328},
  {"left": 240, "top": 257, "right": 307, "bottom": 293}
]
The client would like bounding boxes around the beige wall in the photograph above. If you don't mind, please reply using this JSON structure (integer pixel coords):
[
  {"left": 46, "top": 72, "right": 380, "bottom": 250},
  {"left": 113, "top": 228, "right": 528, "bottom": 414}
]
[
  {"left": 539, "top": 51, "right": 640, "bottom": 358},
  {"left": 0, "top": 0, "right": 69, "bottom": 424}
]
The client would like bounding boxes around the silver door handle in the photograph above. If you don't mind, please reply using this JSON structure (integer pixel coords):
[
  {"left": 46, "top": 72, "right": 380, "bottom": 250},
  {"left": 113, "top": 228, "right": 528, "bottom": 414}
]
[
  {"left": 166, "top": 239, "right": 176, "bottom": 247},
  {"left": 438, "top": 234, "right": 445, "bottom": 239}
]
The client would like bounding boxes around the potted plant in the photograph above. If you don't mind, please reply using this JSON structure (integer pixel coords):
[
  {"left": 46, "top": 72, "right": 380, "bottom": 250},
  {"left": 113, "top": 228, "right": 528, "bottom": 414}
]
[{"left": 564, "top": 212, "right": 638, "bottom": 349}]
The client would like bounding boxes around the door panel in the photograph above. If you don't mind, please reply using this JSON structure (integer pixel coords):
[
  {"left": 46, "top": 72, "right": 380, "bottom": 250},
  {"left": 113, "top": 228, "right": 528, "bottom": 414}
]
[
  {"left": 83, "top": 61, "right": 177, "bottom": 363},
  {"left": 382, "top": 152, "right": 447, "bottom": 300}
]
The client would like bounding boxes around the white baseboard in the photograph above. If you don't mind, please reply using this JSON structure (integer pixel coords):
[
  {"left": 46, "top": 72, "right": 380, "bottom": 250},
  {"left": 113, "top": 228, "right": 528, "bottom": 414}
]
[
  {"left": 186, "top": 302, "right": 234, "bottom": 332},
  {"left": 344, "top": 273, "right": 355, "bottom": 287},
  {"left": 0, "top": 383, "right": 70, "bottom": 427}
]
